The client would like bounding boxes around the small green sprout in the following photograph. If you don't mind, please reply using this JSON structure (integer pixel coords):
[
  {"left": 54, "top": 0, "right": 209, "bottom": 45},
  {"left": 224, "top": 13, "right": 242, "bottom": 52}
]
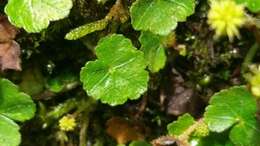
[{"left": 208, "top": 0, "right": 246, "bottom": 41}]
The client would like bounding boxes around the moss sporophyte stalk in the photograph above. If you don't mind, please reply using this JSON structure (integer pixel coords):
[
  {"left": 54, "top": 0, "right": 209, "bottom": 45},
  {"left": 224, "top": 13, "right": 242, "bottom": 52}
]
[{"left": 208, "top": 0, "right": 246, "bottom": 41}]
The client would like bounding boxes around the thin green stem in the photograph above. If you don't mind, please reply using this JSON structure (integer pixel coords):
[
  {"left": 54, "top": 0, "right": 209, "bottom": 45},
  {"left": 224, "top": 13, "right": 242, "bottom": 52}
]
[
  {"left": 79, "top": 111, "right": 90, "bottom": 146},
  {"left": 241, "top": 43, "right": 259, "bottom": 77}
]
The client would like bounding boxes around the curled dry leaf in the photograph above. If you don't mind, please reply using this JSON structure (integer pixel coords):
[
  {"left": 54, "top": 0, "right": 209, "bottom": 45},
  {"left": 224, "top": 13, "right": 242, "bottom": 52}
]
[
  {"left": 0, "top": 15, "right": 21, "bottom": 71},
  {"left": 106, "top": 117, "right": 145, "bottom": 144},
  {"left": 0, "top": 41, "right": 21, "bottom": 71},
  {"left": 0, "top": 15, "right": 17, "bottom": 42},
  {"left": 151, "top": 136, "right": 179, "bottom": 146}
]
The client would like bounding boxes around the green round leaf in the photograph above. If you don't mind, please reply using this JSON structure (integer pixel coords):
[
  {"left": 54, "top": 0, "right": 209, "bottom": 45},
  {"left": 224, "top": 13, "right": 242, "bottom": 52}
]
[
  {"left": 204, "top": 86, "right": 260, "bottom": 146},
  {"left": 235, "top": 0, "right": 260, "bottom": 12},
  {"left": 130, "top": 0, "right": 195, "bottom": 35},
  {"left": 139, "top": 32, "right": 166, "bottom": 73},
  {"left": 5, "top": 0, "right": 73, "bottom": 33},
  {"left": 0, "top": 115, "right": 20, "bottom": 146},
  {"left": 191, "top": 132, "right": 234, "bottom": 146},
  {"left": 0, "top": 78, "right": 36, "bottom": 122},
  {"left": 167, "top": 113, "right": 195, "bottom": 136},
  {"left": 80, "top": 34, "right": 149, "bottom": 106}
]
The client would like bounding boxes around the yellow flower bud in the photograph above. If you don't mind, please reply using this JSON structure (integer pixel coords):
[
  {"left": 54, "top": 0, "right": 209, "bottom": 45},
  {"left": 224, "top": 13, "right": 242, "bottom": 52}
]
[
  {"left": 208, "top": 0, "right": 246, "bottom": 41},
  {"left": 193, "top": 121, "right": 209, "bottom": 137},
  {"left": 59, "top": 115, "right": 76, "bottom": 131},
  {"left": 250, "top": 73, "right": 260, "bottom": 98},
  {"left": 251, "top": 86, "right": 260, "bottom": 97}
]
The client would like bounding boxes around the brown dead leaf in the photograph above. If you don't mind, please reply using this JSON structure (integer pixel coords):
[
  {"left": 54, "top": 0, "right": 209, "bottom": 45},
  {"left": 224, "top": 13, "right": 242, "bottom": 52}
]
[
  {"left": 151, "top": 136, "right": 178, "bottom": 146},
  {"left": 0, "top": 15, "right": 21, "bottom": 71},
  {"left": 106, "top": 117, "right": 145, "bottom": 144},
  {"left": 167, "top": 88, "right": 194, "bottom": 116},
  {"left": 0, "top": 41, "right": 21, "bottom": 71},
  {"left": 0, "top": 15, "right": 18, "bottom": 42},
  {"left": 164, "top": 68, "right": 200, "bottom": 116}
]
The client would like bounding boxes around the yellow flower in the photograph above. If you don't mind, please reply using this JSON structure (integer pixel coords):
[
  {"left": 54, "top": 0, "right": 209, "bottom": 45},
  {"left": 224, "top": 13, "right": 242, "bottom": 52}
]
[
  {"left": 59, "top": 115, "right": 76, "bottom": 131},
  {"left": 208, "top": 0, "right": 246, "bottom": 41}
]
